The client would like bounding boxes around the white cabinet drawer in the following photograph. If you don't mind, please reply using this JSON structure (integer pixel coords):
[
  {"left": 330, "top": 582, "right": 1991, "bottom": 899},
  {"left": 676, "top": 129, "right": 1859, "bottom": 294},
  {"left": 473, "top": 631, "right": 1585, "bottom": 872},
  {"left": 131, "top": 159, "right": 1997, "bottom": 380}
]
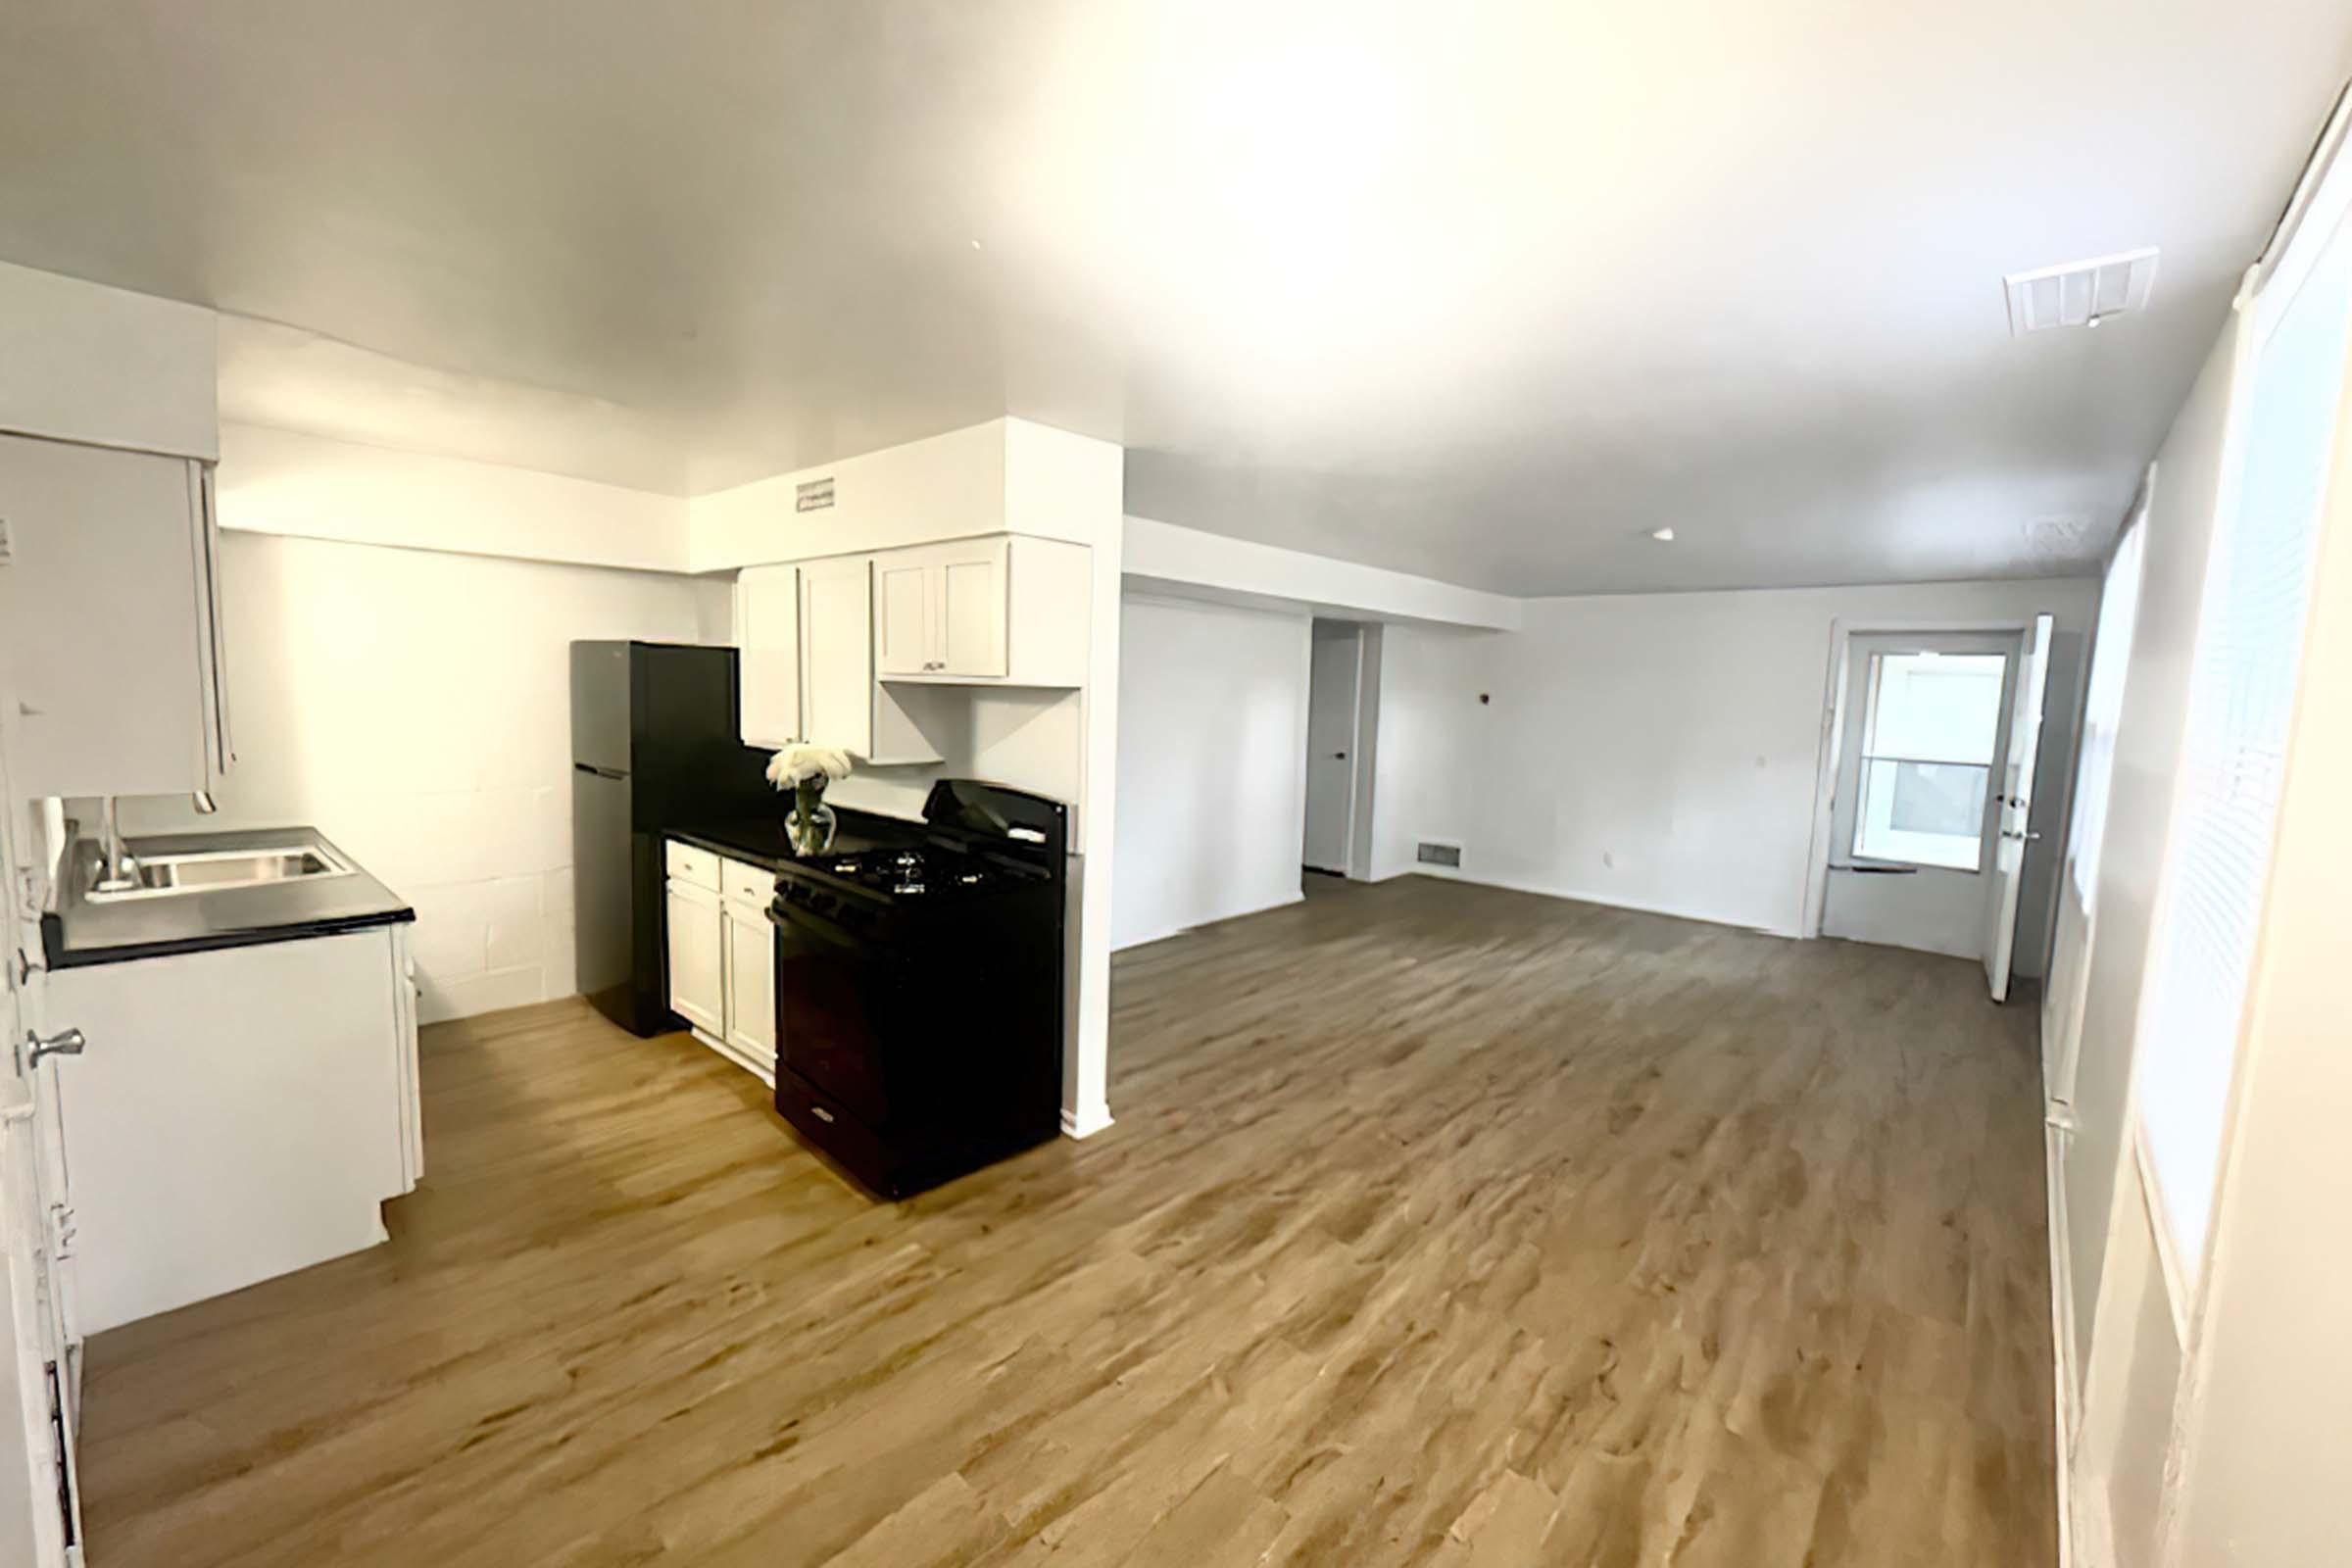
[
  {"left": 721, "top": 857, "right": 774, "bottom": 906},
  {"left": 664, "top": 839, "right": 721, "bottom": 891}
]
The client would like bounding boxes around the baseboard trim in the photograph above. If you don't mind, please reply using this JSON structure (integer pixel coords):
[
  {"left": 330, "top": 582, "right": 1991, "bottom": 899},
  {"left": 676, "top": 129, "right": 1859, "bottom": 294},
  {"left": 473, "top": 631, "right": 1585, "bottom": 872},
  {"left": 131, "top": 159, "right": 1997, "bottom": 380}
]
[
  {"left": 1060, "top": 1102, "right": 1114, "bottom": 1140},
  {"left": 2046, "top": 1116, "right": 2082, "bottom": 1568},
  {"left": 1109, "top": 890, "right": 1307, "bottom": 954},
  {"left": 1411, "top": 868, "right": 1800, "bottom": 940}
]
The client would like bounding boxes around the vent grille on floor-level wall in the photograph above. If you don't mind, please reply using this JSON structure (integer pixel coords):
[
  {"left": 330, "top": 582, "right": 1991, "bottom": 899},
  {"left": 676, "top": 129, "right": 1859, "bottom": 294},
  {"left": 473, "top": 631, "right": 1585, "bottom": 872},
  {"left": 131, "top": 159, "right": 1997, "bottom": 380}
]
[
  {"left": 1417, "top": 841, "right": 1462, "bottom": 868},
  {"left": 2003, "top": 248, "right": 2160, "bottom": 334}
]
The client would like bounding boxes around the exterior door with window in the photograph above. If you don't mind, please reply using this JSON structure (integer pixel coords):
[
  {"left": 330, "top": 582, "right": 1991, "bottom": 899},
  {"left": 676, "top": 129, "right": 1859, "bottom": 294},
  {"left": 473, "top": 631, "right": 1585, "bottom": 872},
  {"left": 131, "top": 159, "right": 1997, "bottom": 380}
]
[{"left": 1822, "top": 631, "right": 2019, "bottom": 961}]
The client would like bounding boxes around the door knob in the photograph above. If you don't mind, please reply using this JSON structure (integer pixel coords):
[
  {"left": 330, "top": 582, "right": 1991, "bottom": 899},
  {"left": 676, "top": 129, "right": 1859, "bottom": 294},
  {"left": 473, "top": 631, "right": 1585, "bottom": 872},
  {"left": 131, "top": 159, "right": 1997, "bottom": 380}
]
[
  {"left": 1331, "top": 751, "right": 1348, "bottom": 760},
  {"left": 22, "top": 1028, "right": 86, "bottom": 1071}
]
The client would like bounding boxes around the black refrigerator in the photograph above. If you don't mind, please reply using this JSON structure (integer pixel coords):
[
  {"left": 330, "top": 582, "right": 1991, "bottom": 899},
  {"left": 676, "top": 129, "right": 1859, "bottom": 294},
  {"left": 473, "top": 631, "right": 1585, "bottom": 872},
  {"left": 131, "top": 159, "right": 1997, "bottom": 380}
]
[{"left": 571, "top": 642, "right": 774, "bottom": 1036}]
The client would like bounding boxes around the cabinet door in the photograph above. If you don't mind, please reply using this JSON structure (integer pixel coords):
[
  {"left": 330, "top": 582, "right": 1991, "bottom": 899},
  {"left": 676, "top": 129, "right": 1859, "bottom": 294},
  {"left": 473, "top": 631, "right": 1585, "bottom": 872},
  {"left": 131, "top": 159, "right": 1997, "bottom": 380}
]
[
  {"left": 664, "top": 881, "right": 724, "bottom": 1037},
  {"left": 0, "top": 433, "right": 211, "bottom": 797},
  {"left": 722, "top": 900, "right": 776, "bottom": 1062},
  {"left": 935, "top": 538, "right": 1009, "bottom": 677},
  {"left": 874, "top": 555, "right": 933, "bottom": 676},
  {"left": 737, "top": 564, "right": 802, "bottom": 747},
  {"left": 799, "top": 557, "right": 874, "bottom": 759}
]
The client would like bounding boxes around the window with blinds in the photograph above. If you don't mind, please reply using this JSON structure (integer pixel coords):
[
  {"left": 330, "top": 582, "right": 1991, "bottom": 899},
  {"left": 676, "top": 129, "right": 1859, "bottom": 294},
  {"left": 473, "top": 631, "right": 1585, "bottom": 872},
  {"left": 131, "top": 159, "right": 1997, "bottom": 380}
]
[
  {"left": 2135, "top": 173, "right": 2352, "bottom": 1279},
  {"left": 2066, "top": 514, "right": 2146, "bottom": 909}
]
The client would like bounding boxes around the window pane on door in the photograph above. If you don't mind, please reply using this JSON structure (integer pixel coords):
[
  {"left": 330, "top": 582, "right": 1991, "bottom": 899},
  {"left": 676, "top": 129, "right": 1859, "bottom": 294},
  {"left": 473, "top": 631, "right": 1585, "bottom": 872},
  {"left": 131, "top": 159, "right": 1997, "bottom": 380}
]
[{"left": 1853, "top": 653, "right": 2007, "bottom": 870}]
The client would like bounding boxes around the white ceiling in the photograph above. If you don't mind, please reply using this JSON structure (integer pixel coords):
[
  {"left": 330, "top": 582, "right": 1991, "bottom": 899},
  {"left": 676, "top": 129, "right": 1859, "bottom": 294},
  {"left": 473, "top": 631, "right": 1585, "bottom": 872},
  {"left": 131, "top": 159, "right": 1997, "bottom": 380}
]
[{"left": 1, "top": 2, "right": 2346, "bottom": 594}]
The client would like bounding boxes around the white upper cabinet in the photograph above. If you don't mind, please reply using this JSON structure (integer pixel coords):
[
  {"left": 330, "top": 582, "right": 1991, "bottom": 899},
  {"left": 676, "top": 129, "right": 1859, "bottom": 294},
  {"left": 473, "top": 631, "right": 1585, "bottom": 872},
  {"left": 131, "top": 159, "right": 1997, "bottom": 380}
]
[
  {"left": 874, "top": 552, "right": 933, "bottom": 677},
  {"left": 870, "top": 535, "right": 1088, "bottom": 687},
  {"left": 798, "top": 555, "right": 943, "bottom": 765},
  {"left": 874, "top": 536, "right": 1008, "bottom": 678},
  {"left": 0, "top": 431, "right": 232, "bottom": 798},
  {"left": 736, "top": 563, "right": 801, "bottom": 748},
  {"left": 801, "top": 555, "right": 876, "bottom": 758},
  {"left": 938, "top": 538, "right": 1010, "bottom": 677}
]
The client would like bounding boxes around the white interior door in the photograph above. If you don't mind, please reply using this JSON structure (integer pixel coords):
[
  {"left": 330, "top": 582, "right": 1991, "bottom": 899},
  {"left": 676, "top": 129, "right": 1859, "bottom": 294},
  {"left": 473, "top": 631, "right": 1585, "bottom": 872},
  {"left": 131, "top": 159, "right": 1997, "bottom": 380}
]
[
  {"left": 1302, "top": 624, "right": 1361, "bottom": 874},
  {"left": 0, "top": 641, "right": 78, "bottom": 1567},
  {"left": 1984, "top": 612, "right": 2055, "bottom": 1001}
]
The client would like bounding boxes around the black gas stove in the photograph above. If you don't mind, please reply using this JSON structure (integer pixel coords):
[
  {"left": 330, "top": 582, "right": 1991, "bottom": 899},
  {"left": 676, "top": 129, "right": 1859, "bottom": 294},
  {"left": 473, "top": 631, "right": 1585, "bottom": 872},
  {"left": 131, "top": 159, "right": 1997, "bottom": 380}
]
[{"left": 766, "top": 780, "right": 1067, "bottom": 1199}]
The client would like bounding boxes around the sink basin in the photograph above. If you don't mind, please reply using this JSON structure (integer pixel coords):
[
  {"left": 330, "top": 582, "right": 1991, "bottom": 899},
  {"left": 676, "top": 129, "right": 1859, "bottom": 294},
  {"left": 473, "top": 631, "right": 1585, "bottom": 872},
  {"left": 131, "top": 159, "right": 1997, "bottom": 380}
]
[{"left": 86, "top": 845, "right": 354, "bottom": 903}]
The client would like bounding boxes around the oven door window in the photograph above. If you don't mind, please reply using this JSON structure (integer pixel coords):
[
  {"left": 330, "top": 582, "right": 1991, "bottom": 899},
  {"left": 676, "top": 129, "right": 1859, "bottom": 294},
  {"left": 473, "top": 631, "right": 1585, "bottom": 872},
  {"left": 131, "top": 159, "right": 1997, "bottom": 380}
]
[{"left": 771, "top": 905, "right": 896, "bottom": 1127}]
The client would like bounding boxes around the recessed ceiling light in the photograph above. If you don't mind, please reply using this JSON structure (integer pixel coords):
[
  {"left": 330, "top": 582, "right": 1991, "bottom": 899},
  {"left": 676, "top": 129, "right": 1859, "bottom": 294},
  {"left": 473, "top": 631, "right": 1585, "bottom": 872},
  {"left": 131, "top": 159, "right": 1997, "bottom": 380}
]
[
  {"left": 969, "top": 238, "right": 984, "bottom": 251},
  {"left": 1649, "top": 527, "right": 1676, "bottom": 542}
]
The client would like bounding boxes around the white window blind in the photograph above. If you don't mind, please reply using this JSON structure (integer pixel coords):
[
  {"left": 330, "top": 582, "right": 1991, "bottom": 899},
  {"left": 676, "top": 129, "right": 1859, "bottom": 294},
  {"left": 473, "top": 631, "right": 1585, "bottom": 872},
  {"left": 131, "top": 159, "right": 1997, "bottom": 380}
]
[
  {"left": 2135, "top": 168, "right": 2352, "bottom": 1277},
  {"left": 2066, "top": 514, "right": 2146, "bottom": 908}
]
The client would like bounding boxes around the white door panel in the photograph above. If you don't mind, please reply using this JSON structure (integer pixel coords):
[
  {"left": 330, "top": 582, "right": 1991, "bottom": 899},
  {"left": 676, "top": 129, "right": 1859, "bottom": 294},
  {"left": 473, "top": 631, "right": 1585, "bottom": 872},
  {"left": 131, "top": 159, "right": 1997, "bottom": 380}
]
[
  {"left": 0, "top": 633, "right": 77, "bottom": 1565},
  {"left": 1302, "top": 627, "right": 1361, "bottom": 874},
  {"left": 1984, "top": 613, "right": 2054, "bottom": 1001}
]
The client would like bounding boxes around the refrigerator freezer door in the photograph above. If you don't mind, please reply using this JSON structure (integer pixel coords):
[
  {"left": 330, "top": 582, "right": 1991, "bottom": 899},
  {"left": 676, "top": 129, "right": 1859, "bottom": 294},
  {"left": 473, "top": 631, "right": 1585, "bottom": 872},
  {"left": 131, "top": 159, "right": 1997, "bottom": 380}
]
[{"left": 570, "top": 641, "right": 633, "bottom": 776}]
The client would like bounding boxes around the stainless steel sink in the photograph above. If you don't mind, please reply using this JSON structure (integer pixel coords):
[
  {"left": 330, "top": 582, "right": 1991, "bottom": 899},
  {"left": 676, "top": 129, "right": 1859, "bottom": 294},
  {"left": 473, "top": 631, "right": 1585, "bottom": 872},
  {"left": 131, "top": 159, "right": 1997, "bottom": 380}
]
[{"left": 86, "top": 845, "right": 354, "bottom": 903}]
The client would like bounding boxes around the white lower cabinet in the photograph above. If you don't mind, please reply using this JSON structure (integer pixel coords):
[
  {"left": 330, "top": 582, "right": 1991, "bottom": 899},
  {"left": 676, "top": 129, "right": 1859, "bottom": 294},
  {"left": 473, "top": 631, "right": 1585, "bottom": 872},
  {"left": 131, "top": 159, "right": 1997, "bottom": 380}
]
[
  {"left": 663, "top": 879, "right": 724, "bottom": 1038},
  {"left": 43, "top": 925, "right": 420, "bottom": 1335},
  {"left": 664, "top": 839, "right": 777, "bottom": 1085},
  {"left": 721, "top": 898, "right": 776, "bottom": 1076}
]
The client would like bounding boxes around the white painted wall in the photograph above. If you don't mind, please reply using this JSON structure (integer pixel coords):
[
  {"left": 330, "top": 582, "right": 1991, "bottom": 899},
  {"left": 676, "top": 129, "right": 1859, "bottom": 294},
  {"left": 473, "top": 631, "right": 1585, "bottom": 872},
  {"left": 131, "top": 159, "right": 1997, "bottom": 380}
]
[
  {"left": 691, "top": 417, "right": 1121, "bottom": 572},
  {"left": 1123, "top": 514, "right": 1521, "bottom": 631},
  {"left": 2173, "top": 365, "right": 2352, "bottom": 1556},
  {"left": 1365, "top": 620, "right": 1497, "bottom": 882},
  {"left": 2060, "top": 216, "right": 2352, "bottom": 1566},
  {"left": 121, "top": 531, "right": 724, "bottom": 1022},
  {"left": 0, "top": 258, "right": 216, "bottom": 461},
  {"left": 219, "top": 422, "right": 692, "bottom": 571},
  {"left": 1366, "top": 581, "right": 2095, "bottom": 962},
  {"left": 1110, "top": 594, "right": 1311, "bottom": 950},
  {"left": 2060, "top": 318, "right": 2241, "bottom": 1414}
]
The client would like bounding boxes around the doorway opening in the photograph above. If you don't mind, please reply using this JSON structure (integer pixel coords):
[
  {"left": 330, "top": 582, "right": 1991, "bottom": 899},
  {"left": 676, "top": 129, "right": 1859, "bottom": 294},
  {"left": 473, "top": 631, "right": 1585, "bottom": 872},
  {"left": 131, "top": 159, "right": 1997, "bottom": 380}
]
[
  {"left": 1810, "top": 615, "right": 2054, "bottom": 998},
  {"left": 1302, "top": 619, "right": 1378, "bottom": 882}
]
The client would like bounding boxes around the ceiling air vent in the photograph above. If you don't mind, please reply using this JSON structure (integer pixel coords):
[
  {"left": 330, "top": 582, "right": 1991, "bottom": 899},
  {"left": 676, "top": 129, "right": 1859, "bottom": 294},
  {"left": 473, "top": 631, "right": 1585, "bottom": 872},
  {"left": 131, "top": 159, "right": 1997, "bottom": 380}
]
[{"left": 2003, "top": 248, "right": 2160, "bottom": 335}]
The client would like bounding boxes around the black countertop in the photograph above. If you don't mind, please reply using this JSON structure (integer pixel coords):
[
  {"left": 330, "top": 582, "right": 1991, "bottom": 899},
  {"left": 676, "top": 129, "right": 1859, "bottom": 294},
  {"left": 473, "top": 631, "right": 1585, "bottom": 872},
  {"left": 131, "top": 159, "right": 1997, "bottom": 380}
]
[
  {"left": 42, "top": 826, "right": 415, "bottom": 971},
  {"left": 667, "top": 806, "right": 925, "bottom": 872}
]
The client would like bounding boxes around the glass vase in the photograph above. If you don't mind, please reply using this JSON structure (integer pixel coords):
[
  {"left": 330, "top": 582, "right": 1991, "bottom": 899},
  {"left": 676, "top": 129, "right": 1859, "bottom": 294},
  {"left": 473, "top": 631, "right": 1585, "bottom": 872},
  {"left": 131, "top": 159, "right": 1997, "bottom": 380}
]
[{"left": 789, "top": 797, "right": 838, "bottom": 857}]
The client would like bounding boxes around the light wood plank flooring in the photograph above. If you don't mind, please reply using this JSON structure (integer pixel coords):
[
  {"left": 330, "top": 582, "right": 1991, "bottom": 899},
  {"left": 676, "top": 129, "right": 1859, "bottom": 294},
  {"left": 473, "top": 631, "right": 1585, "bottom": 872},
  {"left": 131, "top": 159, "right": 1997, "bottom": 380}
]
[{"left": 78, "top": 876, "right": 2055, "bottom": 1566}]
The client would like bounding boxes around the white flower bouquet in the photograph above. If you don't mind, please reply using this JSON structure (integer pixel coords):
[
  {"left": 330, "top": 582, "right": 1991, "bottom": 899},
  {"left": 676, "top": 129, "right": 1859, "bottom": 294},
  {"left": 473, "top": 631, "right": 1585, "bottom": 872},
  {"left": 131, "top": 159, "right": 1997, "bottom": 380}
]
[{"left": 766, "top": 744, "right": 854, "bottom": 854}]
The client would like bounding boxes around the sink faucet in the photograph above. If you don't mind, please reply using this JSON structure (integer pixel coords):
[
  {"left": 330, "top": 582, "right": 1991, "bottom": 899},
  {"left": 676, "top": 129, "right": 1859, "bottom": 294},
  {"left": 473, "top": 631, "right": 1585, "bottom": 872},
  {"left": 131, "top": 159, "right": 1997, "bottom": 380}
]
[{"left": 95, "top": 796, "right": 139, "bottom": 893}]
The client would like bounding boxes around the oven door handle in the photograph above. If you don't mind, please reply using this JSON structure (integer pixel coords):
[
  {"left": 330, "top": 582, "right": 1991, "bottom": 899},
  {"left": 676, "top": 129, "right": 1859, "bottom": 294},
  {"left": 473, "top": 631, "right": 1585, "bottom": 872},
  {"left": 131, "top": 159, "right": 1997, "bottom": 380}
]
[{"left": 767, "top": 902, "right": 863, "bottom": 951}]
